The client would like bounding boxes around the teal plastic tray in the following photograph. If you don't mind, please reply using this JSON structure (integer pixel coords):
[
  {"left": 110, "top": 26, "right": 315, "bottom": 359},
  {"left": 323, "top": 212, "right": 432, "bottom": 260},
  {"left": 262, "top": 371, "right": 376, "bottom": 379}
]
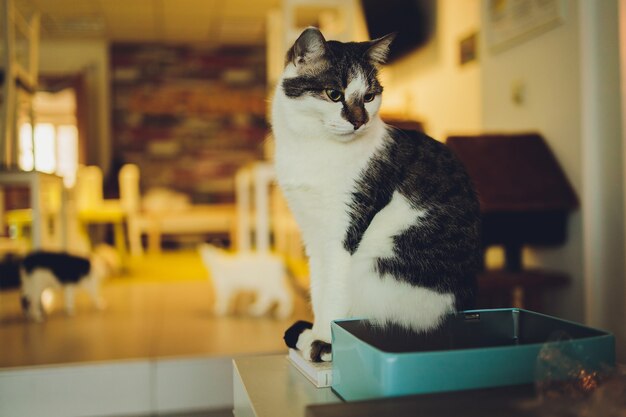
[{"left": 331, "top": 308, "right": 615, "bottom": 401}]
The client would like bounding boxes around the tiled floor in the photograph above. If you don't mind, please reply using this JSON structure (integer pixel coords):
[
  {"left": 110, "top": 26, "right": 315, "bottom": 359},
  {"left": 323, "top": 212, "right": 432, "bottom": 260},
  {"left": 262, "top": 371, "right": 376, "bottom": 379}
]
[{"left": 0, "top": 250, "right": 312, "bottom": 369}]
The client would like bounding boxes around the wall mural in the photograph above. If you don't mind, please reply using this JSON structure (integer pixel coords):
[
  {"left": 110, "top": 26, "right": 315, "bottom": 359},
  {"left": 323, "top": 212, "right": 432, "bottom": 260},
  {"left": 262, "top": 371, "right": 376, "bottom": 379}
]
[{"left": 111, "top": 43, "right": 267, "bottom": 203}]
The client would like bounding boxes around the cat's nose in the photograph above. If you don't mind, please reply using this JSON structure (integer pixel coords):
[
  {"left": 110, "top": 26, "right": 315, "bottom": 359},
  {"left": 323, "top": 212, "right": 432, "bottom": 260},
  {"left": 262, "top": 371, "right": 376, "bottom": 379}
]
[
  {"left": 350, "top": 117, "right": 369, "bottom": 130},
  {"left": 352, "top": 118, "right": 367, "bottom": 130},
  {"left": 345, "top": 103, "right": 368, "bottom": 130}
]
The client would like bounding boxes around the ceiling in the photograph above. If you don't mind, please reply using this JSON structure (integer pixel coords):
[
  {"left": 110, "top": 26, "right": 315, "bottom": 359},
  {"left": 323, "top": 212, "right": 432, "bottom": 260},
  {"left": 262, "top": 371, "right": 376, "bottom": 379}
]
[{"left": 16, "top": 0, "right": 282, "bottom": 46}]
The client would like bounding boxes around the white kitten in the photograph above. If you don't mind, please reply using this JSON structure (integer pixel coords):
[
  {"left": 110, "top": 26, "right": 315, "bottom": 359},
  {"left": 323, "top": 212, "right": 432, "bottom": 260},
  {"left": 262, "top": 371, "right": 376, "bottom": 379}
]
[{"left": 199, "top": 244, "right": 293, "bottom": 319}]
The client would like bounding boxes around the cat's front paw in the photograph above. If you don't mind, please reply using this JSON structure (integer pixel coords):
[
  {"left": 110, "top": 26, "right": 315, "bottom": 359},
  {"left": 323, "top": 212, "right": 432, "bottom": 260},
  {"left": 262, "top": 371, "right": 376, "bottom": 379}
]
[
  {"left": 284, "top": 320, "right": 313, "bottom": 349},
  {"left": 284, "top": 321, "right": 332, "bottom": 362},
  {"left": 305, "top": 339, "right": 332, "bottom": 362}
]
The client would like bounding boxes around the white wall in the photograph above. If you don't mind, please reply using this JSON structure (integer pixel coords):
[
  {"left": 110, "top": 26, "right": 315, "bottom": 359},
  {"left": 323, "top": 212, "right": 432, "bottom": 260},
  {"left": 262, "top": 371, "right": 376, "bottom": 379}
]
[
  {"left": 480, "top": 1, "right": 586, "bottom": 323},
  {"left": 38, "top": 40, "right": 111, "bottom": 174},
  {"left": 579, "top": 0, "right": 625, "bottom": 358},
  {"left": 382, "top": 0, "right": 482, "bottom": 141},
  {"left": 620, "top": 0, "right": 626, "bottom": 363},
  {"left": 481, "top": 0, "right": 626, "bottom": 361}
]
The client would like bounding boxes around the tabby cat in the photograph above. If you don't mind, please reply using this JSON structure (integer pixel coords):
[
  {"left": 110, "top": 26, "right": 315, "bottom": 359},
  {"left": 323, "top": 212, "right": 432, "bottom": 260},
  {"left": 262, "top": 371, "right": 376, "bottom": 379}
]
[{"left": 271, "top": 27, "right": 481, "bottom": 362}]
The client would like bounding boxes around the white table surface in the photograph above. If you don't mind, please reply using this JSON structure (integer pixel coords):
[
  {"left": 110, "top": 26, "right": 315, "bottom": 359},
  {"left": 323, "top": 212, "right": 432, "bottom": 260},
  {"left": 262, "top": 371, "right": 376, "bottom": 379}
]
[{"left": 233, "top": 354, "right": 341, "bottom": 417}]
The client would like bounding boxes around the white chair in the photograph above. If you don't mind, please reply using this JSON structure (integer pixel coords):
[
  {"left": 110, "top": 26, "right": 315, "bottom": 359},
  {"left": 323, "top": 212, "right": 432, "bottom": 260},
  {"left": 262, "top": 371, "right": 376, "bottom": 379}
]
[
  {"left": 235, "top": 162, "right": 305, "bottom": 261},
  {"left": 118, "top": 163, "right": 143, "bottom": 256}
]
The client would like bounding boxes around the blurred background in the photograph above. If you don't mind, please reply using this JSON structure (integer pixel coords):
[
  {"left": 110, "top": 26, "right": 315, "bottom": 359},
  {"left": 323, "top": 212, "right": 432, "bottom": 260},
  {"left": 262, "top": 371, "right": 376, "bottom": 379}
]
[{"left": 0, "top": 0, "right": 624, "bottom": 416}]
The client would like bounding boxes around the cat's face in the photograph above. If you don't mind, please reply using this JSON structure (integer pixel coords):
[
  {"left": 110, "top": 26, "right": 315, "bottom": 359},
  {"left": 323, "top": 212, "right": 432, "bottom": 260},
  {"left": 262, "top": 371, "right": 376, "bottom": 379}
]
[{"left": 277, "top": 28, "right": 394, "bottom": 142}]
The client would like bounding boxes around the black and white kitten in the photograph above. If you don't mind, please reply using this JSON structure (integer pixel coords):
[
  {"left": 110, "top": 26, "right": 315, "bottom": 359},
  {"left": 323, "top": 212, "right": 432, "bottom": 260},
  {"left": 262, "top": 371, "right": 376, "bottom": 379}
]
[
  {"left": 271, "top": 28, "right": 481, "bottom": 362},
  {"left": 20, "top": 248, "right": 116, "bottom": 321}
]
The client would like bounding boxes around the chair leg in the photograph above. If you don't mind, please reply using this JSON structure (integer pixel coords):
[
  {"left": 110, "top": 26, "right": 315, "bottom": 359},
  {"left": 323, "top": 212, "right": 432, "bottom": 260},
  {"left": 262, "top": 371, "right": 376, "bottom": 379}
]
[
  {"left": 127, "top": 218, "right": 143, "bottom": 257},
  {"left": 147, "top": 222, "right": 161, "bottom": 254},
  {"left": 113, "top": 221, "right": 128, "bottom": 265},
  {"left": 77, "top": 221, "right": 93, "bottom": 251}
]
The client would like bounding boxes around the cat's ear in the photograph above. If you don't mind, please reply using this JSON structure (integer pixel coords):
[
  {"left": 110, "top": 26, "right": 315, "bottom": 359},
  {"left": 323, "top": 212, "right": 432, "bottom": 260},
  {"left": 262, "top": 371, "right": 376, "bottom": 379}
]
[
  {"left": 365, "top": 32, "right": 396, "bottom": 66},
  {"left": 286, "top": 27, "right": 328, "bottom": 67}
]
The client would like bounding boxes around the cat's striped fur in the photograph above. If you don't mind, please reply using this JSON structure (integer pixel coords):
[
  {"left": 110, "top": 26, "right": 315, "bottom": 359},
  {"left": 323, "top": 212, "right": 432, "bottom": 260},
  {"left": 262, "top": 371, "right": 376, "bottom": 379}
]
[{"left": 272, "top": 27, "right": 481, "bottom": 362}]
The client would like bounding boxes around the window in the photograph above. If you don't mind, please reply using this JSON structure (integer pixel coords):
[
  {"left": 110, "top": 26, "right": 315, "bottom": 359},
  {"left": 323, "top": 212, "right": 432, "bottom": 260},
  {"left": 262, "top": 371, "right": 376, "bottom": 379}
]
[{"left": 18, "top": 89, "right": 79, "bottom": 187}]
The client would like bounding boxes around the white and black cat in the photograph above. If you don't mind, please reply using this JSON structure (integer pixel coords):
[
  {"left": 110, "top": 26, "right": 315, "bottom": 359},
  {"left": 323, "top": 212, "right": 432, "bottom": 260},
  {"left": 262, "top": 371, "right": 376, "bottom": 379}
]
[
  {"left": 272, "top": 28, "right": 481, "bottom": 362},
  {"left": 20, "top": 248, "right": 116, "bottom": 321}
]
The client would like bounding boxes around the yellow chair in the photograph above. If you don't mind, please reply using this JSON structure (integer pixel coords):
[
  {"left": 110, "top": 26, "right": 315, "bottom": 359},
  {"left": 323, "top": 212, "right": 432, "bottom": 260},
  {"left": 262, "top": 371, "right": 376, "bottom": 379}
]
[
  {"left": 5, "top": 208, "right": 32, "bottom": 242},
  {"left": 4, "top": 208, "right": 35, "bottom": 255},
  {"left": 74, "top": 165, "right": 127, "bottom": 258}
]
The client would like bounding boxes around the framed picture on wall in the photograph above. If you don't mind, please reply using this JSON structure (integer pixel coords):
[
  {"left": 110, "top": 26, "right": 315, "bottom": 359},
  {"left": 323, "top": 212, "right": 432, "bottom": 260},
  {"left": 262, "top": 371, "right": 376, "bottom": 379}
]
[{"left": 485, "top": 0, "right": 566, "bottom": 52}]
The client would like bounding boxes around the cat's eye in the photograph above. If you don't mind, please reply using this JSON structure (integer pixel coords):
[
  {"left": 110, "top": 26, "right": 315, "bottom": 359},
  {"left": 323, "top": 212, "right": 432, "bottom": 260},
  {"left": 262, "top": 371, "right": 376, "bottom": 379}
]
[
  {"left": 326, "top": 89, "right": 344, "bottom": 102},
  {"left": 363, "top": 93, "right": 376, "bottom": 103}
]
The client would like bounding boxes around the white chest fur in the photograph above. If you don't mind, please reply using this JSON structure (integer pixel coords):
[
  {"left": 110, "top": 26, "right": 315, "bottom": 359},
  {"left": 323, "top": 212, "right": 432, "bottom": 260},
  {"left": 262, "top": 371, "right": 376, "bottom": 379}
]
[{"left": 271, "top": 85, "right": 387, "bottom": 247}]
